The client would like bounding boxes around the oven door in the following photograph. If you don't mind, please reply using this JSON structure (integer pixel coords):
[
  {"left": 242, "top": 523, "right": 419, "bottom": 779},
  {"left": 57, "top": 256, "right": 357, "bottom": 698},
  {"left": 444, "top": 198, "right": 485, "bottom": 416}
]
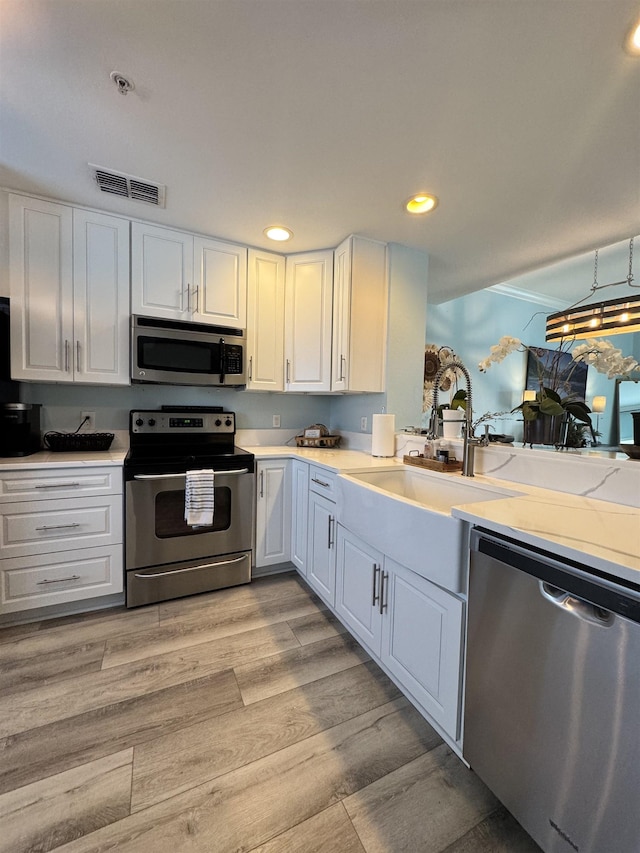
[{"left": 125, "top": 467, "right": 254, "bottom": 571}]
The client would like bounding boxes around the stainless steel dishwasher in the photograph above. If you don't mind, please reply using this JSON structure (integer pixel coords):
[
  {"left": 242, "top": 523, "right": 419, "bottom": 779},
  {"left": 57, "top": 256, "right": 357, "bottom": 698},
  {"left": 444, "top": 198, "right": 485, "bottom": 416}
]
[{"left": 464, "top": 529, "right": 640, "bottom": 853}]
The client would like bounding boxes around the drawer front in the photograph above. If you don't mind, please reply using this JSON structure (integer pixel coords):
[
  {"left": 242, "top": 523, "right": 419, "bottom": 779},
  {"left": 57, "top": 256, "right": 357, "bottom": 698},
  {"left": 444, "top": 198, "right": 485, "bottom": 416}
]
[
  {"left": 309, "top": 465, "right": 337, "bottom": 499},
  {"left": 0, "top": 496, "right": 123, "bottom": 558},
  {"left": 1, "top": 545, "right": 123, "bottom": 612},
  {"left": 0, "top": 466, "right": 122, "bottom": 503}
]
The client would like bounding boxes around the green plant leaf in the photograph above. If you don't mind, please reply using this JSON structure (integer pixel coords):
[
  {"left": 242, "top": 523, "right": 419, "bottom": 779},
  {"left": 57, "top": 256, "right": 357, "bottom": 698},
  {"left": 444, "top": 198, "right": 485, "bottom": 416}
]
[
  {"left": 522, "top": 402, "right": 539, "bottom": 420},
  {"left": 539, "top": 397, "right": 564, "bottom": 416},
  {"left": 564, "top": 402, "right": 592, "bottom": 424}
]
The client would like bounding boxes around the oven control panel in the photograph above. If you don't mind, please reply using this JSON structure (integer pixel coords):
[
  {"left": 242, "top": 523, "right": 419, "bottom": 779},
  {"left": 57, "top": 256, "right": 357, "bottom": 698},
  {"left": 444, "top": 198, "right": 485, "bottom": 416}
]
[{"left": 130, "top": 411, "right": 235, "bottom": 435}]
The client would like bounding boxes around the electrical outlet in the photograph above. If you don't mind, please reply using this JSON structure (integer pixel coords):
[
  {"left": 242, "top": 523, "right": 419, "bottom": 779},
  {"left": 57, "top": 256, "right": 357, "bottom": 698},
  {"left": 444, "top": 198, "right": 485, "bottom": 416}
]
[
  {"left": 361, "top": 416, "right": 368, "bottom": 431},
  {"left": 273, "top": 414, "right": 281, "bottom": 428},
  {"left": 80, "top": 411, "right": 96, "bottom": 431}
]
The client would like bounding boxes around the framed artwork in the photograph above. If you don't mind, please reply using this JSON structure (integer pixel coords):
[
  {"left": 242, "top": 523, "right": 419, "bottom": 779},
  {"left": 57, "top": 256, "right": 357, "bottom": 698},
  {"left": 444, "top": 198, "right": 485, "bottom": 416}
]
[{"left": 525, "top": 346, "right": 588, "bottom": 401}]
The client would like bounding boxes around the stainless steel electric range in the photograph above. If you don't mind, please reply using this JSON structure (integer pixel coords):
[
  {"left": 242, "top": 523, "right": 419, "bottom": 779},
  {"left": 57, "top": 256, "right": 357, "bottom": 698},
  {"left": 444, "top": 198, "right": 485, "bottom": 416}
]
[{"left": 124, "top": 407, "right": 255, "bottom": 608}]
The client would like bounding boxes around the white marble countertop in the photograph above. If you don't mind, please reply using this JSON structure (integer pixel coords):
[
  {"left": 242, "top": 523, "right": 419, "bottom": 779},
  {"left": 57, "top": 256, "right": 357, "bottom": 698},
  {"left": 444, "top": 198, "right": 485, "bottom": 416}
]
[
  {"left": 0, "top": 449, "right": 127, "bottom": 469},
  {"left": 239, "top": 445, "right": 402, "bottom": 473}
]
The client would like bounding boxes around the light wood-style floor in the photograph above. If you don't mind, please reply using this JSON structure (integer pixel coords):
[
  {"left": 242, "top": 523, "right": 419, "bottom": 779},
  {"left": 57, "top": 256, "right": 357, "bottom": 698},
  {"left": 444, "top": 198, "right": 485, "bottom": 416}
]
[{"left": 0, "top": 572, "right": 541, "bottom": 853}]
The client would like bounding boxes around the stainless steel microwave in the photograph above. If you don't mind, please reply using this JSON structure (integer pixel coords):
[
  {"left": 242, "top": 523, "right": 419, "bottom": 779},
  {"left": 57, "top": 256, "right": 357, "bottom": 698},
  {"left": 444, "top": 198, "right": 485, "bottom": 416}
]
[{"left": 131, "top": 315, "right": 246, "bottom": 386}]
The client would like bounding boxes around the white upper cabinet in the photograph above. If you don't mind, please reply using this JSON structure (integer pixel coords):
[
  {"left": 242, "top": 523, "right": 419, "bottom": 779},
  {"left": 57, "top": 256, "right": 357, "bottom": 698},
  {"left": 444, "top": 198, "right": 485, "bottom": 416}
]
[
  {"left": 10, "top": 195, "right": 129, "bottom": 385},
  {"left": 131, "top": 223, "right": 247, "bottom": 328},
  {"left": 193, "top": 236, "right": 247, "bottom": 328},
  {"left": 130, "top": 222, "right": 194, "bottom": 320},
  {"left": 331, "top": 235, "right": 388, "bottom": 392},
  {"left": 284, "top": 250, "right": 333, "bottom": 392},
  {"left": 246, "top": 249, "right": 285, "bottom": 391}
]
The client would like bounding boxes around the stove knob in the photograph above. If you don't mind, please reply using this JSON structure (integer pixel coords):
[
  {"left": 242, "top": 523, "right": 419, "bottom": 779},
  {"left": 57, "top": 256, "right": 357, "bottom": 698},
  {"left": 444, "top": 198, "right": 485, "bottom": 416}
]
[
  {"left": 215, "top": 418, "right": 222, "bottom": 426},
  {"left": 148, "top": 418, "right": 156, "bottom": 426},
  {"left": 135, "top": 418, "right": 144, "bottom": 427},
  {"left": 225, "top": 418, "right": 232, "bottom": 427}
]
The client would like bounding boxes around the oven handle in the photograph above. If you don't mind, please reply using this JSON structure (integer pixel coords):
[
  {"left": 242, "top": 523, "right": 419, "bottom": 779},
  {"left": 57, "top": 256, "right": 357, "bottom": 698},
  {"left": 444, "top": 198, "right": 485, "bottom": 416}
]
[
  {"left": 133, "top": 468, "right": 250, "bottom": 480},
  {"left": 133, "top": 555, "right": 248, "bottom": 578}
]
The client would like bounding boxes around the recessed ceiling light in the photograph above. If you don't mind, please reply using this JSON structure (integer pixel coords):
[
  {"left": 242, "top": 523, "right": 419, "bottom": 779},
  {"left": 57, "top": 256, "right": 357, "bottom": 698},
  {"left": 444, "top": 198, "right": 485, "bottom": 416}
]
[
  {"left": 404, "top": 194, "right": 439, "bottom": 215},
  {"left": 264, "top": 225, "right": 293, "bottom": 241},
  {"left": 624, "top": 18, "right": 640, "bottom": 54}
]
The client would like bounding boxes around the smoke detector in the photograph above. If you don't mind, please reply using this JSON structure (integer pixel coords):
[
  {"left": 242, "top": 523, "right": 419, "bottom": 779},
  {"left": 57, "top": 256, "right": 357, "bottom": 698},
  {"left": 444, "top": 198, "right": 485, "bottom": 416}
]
[{"left": 90, "top": 165, "right": 166, "bottom": 207}]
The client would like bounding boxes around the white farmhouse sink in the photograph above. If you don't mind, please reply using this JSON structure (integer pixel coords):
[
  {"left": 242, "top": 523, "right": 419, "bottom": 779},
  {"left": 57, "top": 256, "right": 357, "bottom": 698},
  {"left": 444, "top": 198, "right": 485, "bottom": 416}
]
[
  {"left": 336, "top": 467, "right": 521, "bottom": 593},
  {"left": 345, "top": 468, "right": 519, "bottom": 514}
]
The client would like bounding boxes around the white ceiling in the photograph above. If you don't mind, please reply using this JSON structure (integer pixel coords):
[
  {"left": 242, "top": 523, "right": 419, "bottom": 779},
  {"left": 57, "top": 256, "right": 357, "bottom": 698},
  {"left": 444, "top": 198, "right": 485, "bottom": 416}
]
[{"left": 1, "top": 0, "right": 639, "bottom": 303}]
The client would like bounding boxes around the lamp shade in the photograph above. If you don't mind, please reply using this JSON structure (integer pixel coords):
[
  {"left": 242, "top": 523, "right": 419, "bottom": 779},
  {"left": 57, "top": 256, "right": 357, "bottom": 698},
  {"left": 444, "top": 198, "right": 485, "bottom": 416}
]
[
  {"left": 592, "top": 396, "right": 606, "bottom": 414},
  {"left": 523, "top": 390, "right": 537, "bottom": 402}
]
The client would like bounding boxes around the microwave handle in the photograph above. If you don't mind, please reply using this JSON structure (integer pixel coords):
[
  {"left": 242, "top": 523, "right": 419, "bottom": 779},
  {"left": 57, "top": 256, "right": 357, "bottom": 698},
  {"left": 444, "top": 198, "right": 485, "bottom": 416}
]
[{"left": 219, "top": 337, "right": 225, "bottom": 384}]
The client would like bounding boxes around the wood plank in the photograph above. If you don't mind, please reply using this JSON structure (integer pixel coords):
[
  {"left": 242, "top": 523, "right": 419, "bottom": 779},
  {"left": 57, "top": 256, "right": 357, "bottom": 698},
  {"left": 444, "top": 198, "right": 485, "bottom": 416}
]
[
  {"left": 51, "top": 699, "right": 438, "bottom": 853},
  {"left": 131, "top": 660, "right": 407, "bottom": 812},
  {"left": 0, "top": 639, "right": 106, "bottom": 695},
  {"left": 0, "top": 622, "right": 298, "bottom": 738},
  {"left": 287, "top": 609, "right": 348, "bottom": 645},
  {"left": 0, "top": 749, "right": 132, "bottom": 853},
  {"left": 441, "top": 806, "right": 542, "bottom": 852},
  {"left": 234, "top": 633, "right": 370, "bottom": 705},
  {"left": 246, "top": 803, "right": 366, "bottom": 853},
  {"left": 0, "top": 669, "right": 242, "bottom": 795},
  {"left": 157, "top": 572, "right": 310, "bottom": 622},
  {"left": 102, "top": 593, "right": 322, "bottom": 669},
  {"left": 0, "top": 605, "right": 158, "bottom": 660},
  {"left": 343, "top": 744, "right": 500, "bottom": 853}
]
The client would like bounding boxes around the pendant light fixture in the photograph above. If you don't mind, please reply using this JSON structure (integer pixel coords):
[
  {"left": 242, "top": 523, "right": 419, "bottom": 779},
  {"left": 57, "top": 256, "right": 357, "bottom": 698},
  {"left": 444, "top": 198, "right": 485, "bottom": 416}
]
[{"left": 546, "top": 238, "right": 640, "bottom": 341}]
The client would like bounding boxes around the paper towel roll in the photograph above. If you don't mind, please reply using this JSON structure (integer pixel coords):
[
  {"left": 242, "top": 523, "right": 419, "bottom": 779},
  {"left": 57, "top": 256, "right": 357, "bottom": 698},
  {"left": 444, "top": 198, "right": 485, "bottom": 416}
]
[{"left": 371, "top": 414, "right": 395, "bottom": 457}]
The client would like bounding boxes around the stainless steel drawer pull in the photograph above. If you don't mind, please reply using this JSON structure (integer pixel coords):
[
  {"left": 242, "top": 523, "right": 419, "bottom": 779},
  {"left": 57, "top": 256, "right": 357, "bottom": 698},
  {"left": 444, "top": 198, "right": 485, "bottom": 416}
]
[
  {"left": 133, "top": 469, "right": 249, "bottom": 481},
  {"left": 35, "top": 523, "right": 82, "bottom": 531},
  {"left": 134, "top": 555, "right": 247, "bottom": 579},
  {"left": 327, "top": 516, "right": 334, "bottom": 549},
  {"left": 312, "top": 477, "right": 330, "bottom": 488},
  {"left": 76, "top": 340, "right": 81, "bottom": 372},
  {"left": 34, "top": 482, "right": 81, "bottom": 489},
  {"left": 37, "top": 575, "right": 81, "bottom": 585}
]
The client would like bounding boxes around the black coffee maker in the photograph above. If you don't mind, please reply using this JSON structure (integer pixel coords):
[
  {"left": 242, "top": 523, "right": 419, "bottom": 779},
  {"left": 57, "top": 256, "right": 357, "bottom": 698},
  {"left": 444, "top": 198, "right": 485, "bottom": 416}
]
[{"left": 0, "top": 403, "right": 41, "bottom": 457}]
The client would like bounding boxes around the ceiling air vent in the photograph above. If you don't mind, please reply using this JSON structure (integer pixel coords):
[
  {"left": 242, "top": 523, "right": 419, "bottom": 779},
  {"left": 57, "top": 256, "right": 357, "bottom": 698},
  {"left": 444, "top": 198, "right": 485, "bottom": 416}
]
[{"left": 90, "top": 165, "right": 166, "bottom": 207}]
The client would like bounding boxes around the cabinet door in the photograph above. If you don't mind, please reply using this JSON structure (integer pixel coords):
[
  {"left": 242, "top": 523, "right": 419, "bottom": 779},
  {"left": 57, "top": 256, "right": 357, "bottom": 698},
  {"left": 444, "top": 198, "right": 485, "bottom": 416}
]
[
  {"left": 255, "top": 460, "right": 291, "bottom": 567},
  {"left": 335, "top": 525, "right": 383, "bottom": 655},
  {"left": 381, "top": 558, "right": 464, "bottom": 740},
  {"left": 131, "top": 222, "right": 193, "bottom": 319},
  {"left": 246, "top": 249, "right": 285, "bottom": 391},
  {"left": 9, "top": 195, "right": 74, "bottom": 382},
  {"left": 290, "top": 460, "right": 309, "bottom": 575},
  {"left": 284, "top": 250, "right": 333, "bottom": 392},
  {"left": 332, "top": 236, "right": 387, "bottom": 393},
  {"left": 306, "top": 490, "right": 336, "bottom": 605},
  {"left": 73, "top": 209, "right": 130, "bottom": 385},
  {"left": 193, "top": 237, "right": 247, "bottom": 328}
]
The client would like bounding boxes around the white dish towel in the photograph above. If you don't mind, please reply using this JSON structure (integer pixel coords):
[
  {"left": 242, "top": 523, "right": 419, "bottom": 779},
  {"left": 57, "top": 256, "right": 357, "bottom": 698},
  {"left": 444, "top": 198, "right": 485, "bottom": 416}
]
[{"left": 184, "top": 469, "right": 215, "bottom": 527}]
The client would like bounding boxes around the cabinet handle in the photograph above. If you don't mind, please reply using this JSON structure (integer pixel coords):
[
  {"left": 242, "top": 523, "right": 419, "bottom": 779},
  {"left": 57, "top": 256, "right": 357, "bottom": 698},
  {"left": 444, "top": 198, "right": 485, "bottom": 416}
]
[
  {"left": 35, "top": 482, "right": 81, "bottom": 489},
  {"left": 35, "top": 523, "right": 82, "bottom": 531},
  {"left": 327, "top": 516, "right": 334, "bottom": 549},
  {"left": 76, "top": 340, "right": 81, "bottom": 373},
  {"left": 248, "top": 356, "right": 253, "bottom": 382},
  {"left": 259, "top": 470, "right": 264, "bottom": 498},
  {"left": 180, "top": 285, "right": 185, "bottom": 312},
  {"left": 340, "top": 354, "right": 346, "bottom": 382},
  {"left": 311, "top": 477, "right": 330, "bottom": 489},
  {"left": 37, "top": 575, "right": 81, "bottom": 585},
  {"left": 64, "top": 339, "right": 70, "bottom": 372},
  {"left": 372, "top": 563, "right": 381, "bottom": 605},
  {"left": 379, "top": 570, "right": 389, "bottom": 615},
  {"left": 193, "top": 284, "right": 199, "bottom": 313},
  {"left": 286, "top": 359, "right": 291, "bottom": 384}
]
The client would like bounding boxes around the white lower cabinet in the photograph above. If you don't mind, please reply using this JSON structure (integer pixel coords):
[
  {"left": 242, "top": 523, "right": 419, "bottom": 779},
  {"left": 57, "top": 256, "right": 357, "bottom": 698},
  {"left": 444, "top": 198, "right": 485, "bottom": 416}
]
[
  {"left": 335, "top": 524, "right": 464, "bottom": 741},
  {"left": 0, "top": 464, "right": 124, "bottom": 615},
  {"left": 290, "top": 460, "right": 309, "bottom": 574},
  {"left": 255, "top": 459, "right": 291, "bottom": 568},
  {"left": 306, "top": 490, "right": 337, "bottom": 604}
]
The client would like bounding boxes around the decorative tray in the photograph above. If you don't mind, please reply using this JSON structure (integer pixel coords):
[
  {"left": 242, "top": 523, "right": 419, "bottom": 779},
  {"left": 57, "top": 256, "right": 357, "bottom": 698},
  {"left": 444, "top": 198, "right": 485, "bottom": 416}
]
[
  {"left": 296, "top": 435, "right": 341, "bottom": 448},
  {"left": 403, "top": 453, "right": 462, "bottom": 473}
]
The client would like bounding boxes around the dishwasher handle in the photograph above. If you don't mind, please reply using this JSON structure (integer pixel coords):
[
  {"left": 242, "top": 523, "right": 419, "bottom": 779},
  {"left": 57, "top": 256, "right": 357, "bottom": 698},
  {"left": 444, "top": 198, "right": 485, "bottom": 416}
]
[
  {"left": 472, "top": 530, "right": 640, "bottom": 626},
  {"left": 539, "top": 582, "right": 615, "bottom": 627}
]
